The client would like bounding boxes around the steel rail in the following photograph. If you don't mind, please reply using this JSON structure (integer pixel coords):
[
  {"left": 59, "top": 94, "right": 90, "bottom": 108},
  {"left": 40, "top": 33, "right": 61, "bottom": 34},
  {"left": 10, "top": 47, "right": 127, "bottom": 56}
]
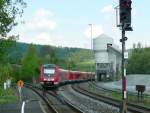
[
  {"left": 25, "top": 84, "right": 58, "bottom": 113},
  {"left": 47, "top": 91, "right": 84, "bottom": 113},
  {"left": 72, "top": 84, "right": 150, "bottom": 113},
  {"left": 91, "top": 82, "right": 150, "bottom": 97},
  {"left": 25, "top": 83, "right": 84, "bottom": 113}
]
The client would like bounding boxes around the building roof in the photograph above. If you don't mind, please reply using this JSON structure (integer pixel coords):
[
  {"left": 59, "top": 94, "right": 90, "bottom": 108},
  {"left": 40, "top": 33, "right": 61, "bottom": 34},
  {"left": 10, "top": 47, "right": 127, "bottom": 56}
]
[
  {"left": 107, "top": 45, "right": 122, "bottom": 55},
  {"left": 94, "top": 34, "right": 113, "bottom": 40}
]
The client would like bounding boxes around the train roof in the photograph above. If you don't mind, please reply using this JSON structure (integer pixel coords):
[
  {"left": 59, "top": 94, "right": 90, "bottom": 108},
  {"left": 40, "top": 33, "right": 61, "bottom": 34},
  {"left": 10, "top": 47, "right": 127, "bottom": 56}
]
[{"left": 69, "top": 70, "right": 94, "bottom": 74}]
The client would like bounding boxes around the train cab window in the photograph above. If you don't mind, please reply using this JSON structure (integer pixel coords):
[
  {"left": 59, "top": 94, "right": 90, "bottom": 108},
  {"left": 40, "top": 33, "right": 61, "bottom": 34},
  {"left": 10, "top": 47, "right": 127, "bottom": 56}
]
[{"left": 44, "top": 64, "right": 55, "bottom": 77}]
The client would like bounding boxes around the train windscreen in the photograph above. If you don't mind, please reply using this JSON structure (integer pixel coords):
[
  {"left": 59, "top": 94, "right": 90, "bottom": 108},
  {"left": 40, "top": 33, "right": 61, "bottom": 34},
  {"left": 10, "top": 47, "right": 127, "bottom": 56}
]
[{"left": 44, "top": 64, "right": 55, "bottom": 77}]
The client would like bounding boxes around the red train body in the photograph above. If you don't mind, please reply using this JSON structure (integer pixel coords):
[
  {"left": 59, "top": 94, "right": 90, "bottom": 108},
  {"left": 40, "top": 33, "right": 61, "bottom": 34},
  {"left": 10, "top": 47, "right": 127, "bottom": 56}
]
[{"left": 40, "top": 64, "right": 94, "bottom": 88}]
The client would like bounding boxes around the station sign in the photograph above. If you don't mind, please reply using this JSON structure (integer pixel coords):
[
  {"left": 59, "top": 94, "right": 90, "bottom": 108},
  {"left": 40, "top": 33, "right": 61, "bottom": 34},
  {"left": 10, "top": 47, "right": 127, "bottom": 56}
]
[{"left": 124, "top": 52, "right": 128, "bottom": 59}]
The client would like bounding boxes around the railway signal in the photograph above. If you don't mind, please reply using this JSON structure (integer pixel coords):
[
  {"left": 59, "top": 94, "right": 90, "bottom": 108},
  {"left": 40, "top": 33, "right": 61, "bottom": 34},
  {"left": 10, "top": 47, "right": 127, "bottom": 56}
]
[
  {"left": 116, "top": 0, "right": 133, "bottom": 113},
  {"left": 119, "top": 0, "right": 132, "bottom": 31}
]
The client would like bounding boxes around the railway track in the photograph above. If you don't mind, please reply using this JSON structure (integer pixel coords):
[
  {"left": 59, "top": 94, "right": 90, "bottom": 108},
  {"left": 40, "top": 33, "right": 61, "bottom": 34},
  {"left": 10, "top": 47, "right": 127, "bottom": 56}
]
[
  {"left": 26, "top": 84, "right": 83, "bottom": 113},
  {"left": 91, "top": 82, "right": 150, "bottom": 97},
  {"left": 26, "top": 85, "right": 58, "bottom": 113},
  {"left": 59, "top": 85, "right": 120, "bottom": 113},
  {"left": 72, "top": 83, "right": 150, "bottom": 113}
]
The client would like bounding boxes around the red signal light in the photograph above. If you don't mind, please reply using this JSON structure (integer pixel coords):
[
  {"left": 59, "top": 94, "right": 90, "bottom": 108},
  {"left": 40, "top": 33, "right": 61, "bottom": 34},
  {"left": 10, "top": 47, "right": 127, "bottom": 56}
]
[
  {"left": 119, "top": 0, "right": 132, "bottom": 27},
  {"left": 121, "top": 0, "right": 132, "bottom": 8}
]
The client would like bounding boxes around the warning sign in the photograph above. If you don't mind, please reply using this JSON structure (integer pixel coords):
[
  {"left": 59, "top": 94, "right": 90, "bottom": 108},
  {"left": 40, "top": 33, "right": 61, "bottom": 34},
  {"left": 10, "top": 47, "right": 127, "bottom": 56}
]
[{"left": 17, "top": 80, "right": 24, "bottom": 87}]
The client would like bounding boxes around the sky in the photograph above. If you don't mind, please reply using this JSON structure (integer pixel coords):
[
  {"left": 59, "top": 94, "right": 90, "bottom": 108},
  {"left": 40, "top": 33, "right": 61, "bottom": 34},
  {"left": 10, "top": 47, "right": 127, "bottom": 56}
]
[{"left": 11, "top": 0, "right": 150, "bottom": 49}]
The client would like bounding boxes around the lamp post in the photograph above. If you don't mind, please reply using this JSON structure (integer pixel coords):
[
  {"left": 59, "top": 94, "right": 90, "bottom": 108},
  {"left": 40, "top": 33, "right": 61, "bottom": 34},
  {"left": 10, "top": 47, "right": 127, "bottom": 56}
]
[
  {"left": 89, "top": 24, "right": 93, "bottom": 81},
  {"left": 88, "top": 24, "right": 93, "bottom": 50}
]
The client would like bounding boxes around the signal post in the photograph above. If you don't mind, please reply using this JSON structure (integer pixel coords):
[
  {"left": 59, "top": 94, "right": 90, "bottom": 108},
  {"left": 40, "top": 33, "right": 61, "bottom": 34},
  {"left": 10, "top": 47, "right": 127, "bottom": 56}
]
[{"left": 116, "top": 0, "right": 133, "bottom": 113}]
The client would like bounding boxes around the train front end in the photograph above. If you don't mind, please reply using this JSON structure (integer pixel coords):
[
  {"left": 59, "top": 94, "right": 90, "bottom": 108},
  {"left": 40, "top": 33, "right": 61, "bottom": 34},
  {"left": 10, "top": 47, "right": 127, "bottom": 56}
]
[{"left": 40, "top": 64, "right": 58, "bottom": 89}]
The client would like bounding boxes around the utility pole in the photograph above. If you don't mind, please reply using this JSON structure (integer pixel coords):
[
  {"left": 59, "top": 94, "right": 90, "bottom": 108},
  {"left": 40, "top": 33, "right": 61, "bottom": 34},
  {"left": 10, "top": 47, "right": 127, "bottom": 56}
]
[
  {"left": 89, "top": 24, "right": 93, "bottom": 81},
  {"left": 116, "top": 0, "right": 133, "bottom": 113},
  {"left": 89, "top": 24, "right": 93, "bottom": 51}
]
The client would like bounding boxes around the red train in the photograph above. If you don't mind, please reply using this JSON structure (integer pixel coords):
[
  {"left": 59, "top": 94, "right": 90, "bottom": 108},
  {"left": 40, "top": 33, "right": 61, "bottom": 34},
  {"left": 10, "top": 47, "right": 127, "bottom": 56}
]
[{"left": 40, "top": 64, "right": 95, "bottom": 89}]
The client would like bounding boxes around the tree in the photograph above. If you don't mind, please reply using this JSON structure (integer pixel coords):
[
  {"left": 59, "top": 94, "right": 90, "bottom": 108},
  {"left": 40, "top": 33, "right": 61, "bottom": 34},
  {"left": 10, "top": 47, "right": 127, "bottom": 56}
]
[
  {"left": 0, "top": 35, "right": 16, "bottom": 64},
  {"left": 68, "top": 59, "right": 76, "bottom": 70},
  {"left": 21, "top": 44, "right": 39, "bottom": 81},
  {"left": 137, "top": 42, "right": 142, "bottom": 49},
  {"left": 0, "top": 63, "right": 13, "bottom": 84},
  {"left": 133, "top": 43, "right": 136, "bottom": 49},
  {"left": 0, "top": 36, "right": 18, "bottom": 84},
  {"left": 0, "top": 0, "right": 26, "bottom": 36},
  {"left": 67, "top": 50, "right": 95, "bottom": 71},
  {"left": 39, "top": 45, "right": 58, "bottom": 64},
  {"left": 127, "top": 45, "right": 150, "bottom": 74}
]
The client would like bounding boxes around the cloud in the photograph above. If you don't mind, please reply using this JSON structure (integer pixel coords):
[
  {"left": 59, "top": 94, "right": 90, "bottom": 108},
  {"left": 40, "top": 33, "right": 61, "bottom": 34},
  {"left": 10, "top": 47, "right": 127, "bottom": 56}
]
[
  {"left": 25, "top": 18, "right": 57, "bottom": 31},
  {"left": 84, "top": 25, "right": 104, "bottom": 38},
  {"left": 23, "top": 9, "right": 57, "bottom": 32},
  {"left": 17, "top": 8, "right": 59, "bottom": 45},
  {"left": 19, "top": 31, "right": 74, "bottom": 48},
  {"left": 35, "top": 8, "right": 54, "bottom": 17},
  {"left": 101, "top": 5, "right": 114, "bottom": 14},
  {"left": 19, "top": 32, "right": 55, "bottom": 45},
  {"left": 31, "top": 32, "right": 51, "bottom": 44}
]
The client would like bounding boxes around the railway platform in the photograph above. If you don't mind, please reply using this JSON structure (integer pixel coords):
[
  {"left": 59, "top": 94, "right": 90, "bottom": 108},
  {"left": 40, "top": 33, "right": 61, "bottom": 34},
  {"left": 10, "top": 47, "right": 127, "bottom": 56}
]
[{"left": 0, "top": 87, "right": 48, "bottom": 113}]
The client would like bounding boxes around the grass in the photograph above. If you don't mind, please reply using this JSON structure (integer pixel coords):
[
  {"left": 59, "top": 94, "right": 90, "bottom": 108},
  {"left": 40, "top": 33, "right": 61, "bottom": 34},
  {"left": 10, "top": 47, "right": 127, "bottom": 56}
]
[
  {"left": 0, "top": 87, "right": 18, "bottom": 104},
  {"left": 78, "top": 59, "right": 95, "bottom": 64},
  {"left": 88, "top": 84, "right": 150, "bottom": 108},
  {"left": 75, "top": 60, "right": 95, "bottom": 72}
]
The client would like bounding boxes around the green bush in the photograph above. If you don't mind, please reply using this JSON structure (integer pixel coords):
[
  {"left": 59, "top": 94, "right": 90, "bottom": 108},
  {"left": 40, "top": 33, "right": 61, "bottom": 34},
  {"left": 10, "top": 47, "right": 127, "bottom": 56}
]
[
  {"left": 0, "top": 88, "right": 18, "bottom": 104},
  {"left": 0, "top": 63, "right": 13, "bottom": 84}
]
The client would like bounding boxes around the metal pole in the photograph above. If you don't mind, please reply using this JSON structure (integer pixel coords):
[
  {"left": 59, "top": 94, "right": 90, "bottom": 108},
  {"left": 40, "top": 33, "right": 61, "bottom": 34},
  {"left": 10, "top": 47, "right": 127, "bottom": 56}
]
[
  {"left": 88, "top": 24, "right": 93, "bottom": 50},
  {"left": 18, "top": 86, "right": 22, "bottom": 102},
  {"left": 120, "top": 24, "right": 127, "bottom": 113},
  {"left": 89, "top": 24, "right": 93, "bottom": 81},
  {"left": 91, "top": 24, "right": 92, "bottom": 50}
]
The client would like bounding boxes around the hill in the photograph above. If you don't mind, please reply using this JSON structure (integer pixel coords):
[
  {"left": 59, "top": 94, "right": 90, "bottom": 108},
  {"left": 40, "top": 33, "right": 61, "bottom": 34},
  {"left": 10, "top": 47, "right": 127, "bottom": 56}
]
[{"left": 8, "top": 42, "right": 94, "bottom": 67}]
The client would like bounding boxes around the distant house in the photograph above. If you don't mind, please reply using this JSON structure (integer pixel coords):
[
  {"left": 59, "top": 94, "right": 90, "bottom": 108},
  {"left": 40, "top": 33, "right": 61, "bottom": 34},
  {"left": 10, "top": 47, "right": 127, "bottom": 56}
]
[{"left": 93, "top": 34, "right": 121, "bottom": 81}]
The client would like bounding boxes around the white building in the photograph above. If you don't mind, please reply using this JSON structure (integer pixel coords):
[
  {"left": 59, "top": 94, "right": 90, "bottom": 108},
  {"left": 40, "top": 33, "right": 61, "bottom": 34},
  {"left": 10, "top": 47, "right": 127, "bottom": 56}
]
[{"left": 93, "top": 34, "right": 121, "bottom": 81}]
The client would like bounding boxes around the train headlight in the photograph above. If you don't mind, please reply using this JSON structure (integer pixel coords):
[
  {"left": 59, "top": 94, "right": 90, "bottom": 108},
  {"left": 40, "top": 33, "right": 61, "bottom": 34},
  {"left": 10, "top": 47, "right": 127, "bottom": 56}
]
[
  {"left": 40, "top": 82, "right": 44, "bottom": 84},
  {"left": 50, "top": 78, "right": 54, "bottom": 81}
]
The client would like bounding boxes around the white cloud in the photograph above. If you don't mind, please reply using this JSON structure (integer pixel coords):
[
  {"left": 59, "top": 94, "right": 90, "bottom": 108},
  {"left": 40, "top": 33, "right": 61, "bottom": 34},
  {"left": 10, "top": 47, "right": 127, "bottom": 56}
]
[
  {"left": 19, "top": 28, "right": 67, "bottom": 46},
  {"left": 18, "top": 8, "right": 58, "bottom": 45},
  {"left": 23, "top": 9, "right": 57, "bottom": 32},
  {"left": 19, "top": 32, "right": 55, "bottom": 45},
  {"left": 100, "top": 4, "right": 116, "bottom": 24},
  {"left": 101, "top": 5, "right": 114, "bottom": 14},
  {"left": 84, "top": 25, "right": 104, "bottom": 38},
  {"left": 35, "top": 8, "right": 54, "bottom": 17},
  {"left": 25, "top": 18, "right": 57, "bottom": 31},
  {"left": 32, "top": 32, "right": 51, "bottom": 44}
]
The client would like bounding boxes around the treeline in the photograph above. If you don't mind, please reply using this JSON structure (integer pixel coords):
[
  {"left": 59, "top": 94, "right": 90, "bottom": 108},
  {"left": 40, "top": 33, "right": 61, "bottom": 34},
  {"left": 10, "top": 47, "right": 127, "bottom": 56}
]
[
  {"left": 17, "top": 44, "right": 95, "bottom": 81},
  {"left": 8, "top": 42, "right": 83, "bottom": 64},
  {"left": 127, "top": 43, "right": 150, "bottom": 74},
  {"left": 0, "top": 37, "right": 16, "bottom": 85}
]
